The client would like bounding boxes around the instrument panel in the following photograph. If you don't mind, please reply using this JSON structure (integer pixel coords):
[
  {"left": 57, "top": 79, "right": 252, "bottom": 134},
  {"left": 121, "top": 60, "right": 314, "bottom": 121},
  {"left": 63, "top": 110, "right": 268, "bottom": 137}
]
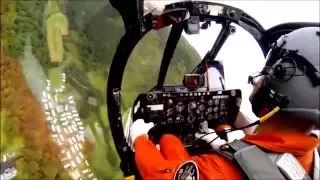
[{"left": 137, "top": 89, "right": 242, "bottom": 145}]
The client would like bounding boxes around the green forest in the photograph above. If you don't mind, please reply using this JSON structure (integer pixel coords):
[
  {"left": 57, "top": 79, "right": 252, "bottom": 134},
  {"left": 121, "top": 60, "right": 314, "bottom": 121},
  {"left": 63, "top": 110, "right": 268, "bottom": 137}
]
[{"left": 1, "top": 0, "right": 201, "bottom": 179}]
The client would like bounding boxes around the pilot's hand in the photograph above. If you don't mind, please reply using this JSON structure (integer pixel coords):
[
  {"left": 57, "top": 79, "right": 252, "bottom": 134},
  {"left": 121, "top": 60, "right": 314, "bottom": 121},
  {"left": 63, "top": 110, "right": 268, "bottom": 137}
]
[
  {"left": 195, "top": 128, "right": 227, "bottom": 149},
  {"left": 129, "top": 119, "right": 154, "bottom": 151},
  {"left": 226, "top": 129, "right": 246, "bottom": 142},
  {"left": 195, "top": 128, "right": 245, "bottom": 150}
]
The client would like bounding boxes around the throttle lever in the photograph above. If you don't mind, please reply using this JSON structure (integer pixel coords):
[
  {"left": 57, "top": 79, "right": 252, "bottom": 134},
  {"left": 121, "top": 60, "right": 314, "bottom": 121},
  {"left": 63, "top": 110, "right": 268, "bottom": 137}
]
[{"left": 199, "top": 120, "right": 209, "bottom": 134}]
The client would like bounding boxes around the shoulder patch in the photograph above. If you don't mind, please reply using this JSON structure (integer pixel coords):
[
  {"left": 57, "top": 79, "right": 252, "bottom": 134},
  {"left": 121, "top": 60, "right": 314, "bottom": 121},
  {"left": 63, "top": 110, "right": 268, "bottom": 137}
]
[{"left": 174, "top": 160, "right": 199, "bottom": 180}]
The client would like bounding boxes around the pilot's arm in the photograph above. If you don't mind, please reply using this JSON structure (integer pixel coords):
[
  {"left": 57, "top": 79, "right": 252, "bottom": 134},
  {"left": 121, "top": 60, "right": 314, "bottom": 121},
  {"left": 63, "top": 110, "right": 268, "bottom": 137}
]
[
  {"left": 129, "top": 119, "right": 246, "bottom": 179},
  {"left": 196, "top": 125, "right": 245, "bottom": 150},
  {"left": 129, "top": 119, "right": 188, "bottom": 179}
]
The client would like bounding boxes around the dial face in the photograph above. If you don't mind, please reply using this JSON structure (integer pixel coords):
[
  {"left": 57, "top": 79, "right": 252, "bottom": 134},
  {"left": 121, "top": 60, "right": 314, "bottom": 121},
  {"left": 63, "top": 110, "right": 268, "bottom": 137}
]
[
  {"left": 208, "top": 99, "right": 214, "bottom": 106},
  {"left": 175, "top": 102, "right": 185, "bottom": 113},
  {"left": 147, "top": 94, "right": 155, "bottom": 100},
  {"left": 199, "top": 103, "right": 205, "bottom": 111},
  {"left": 187, "top": 115, "right": 196, "bottom": 124},
  {"left": 176, "top": 116, "right": 182, "bottom": 123},
  {"left": 214, "top": 99, "right": 220, "bottom": 105},
  {"left": 167, "top": 108, "right": 174, "bottom": 116},
  {"left": 188, "top": 101, "right": 197, "bottom": 110},
  {"left": 207, "top": 107, "right": 213, "bottom": 113}
]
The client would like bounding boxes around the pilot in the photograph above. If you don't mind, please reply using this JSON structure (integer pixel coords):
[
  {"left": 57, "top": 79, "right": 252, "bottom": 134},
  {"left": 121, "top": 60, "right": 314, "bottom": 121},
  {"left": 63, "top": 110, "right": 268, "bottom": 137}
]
[{"left": 129, "top": 27, "right": 320, "bottom": 179}]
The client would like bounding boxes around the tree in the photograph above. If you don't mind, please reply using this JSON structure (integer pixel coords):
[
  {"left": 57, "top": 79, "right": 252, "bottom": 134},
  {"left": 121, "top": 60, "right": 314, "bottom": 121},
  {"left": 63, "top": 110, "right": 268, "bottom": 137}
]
[
  {"left": 83, "top": 138, "right": 95, "bottom": 154},
  {"left": 3, "top": 116, "right": 20, "bottom": 138},
  {"left": 79, "top": 101, "right": 91, "bottom": 118},
  {"left": 55, "top": 167, "right": 71, "bottom": 180},
  {"left": 1, "top": 51, "right": 69, "bottom": 179},
  {"left": 41, "top": 160, "right": 59, "bottom": 179}
]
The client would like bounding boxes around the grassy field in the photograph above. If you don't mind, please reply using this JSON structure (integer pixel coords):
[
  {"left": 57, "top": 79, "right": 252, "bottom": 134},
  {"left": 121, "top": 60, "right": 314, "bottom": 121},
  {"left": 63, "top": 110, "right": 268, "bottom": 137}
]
[
  {"left": 87, "top": 71, "right": 106, "bottom": 92},
  {"left": 48, "top": 67, "right": 63, "bottom": 88},
  {"left": 46, "top": 0, "right": 69, "bottom": 63},
  {"left": 45, "top": 1, "right": 123, "bottom": 178}
]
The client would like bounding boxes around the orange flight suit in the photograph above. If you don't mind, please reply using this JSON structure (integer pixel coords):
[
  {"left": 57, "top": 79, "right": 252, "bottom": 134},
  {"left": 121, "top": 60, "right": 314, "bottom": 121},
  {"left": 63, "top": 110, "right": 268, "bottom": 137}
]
[{"left": 134, "top": 132, "right": 319, "bottom": 179}]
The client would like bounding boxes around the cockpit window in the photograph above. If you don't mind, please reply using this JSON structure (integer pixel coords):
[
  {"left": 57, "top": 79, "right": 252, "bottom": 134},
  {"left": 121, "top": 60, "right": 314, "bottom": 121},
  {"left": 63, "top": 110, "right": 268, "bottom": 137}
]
[
  {"left": 1, "top": 1, "right": 124, "bottom": 179},
  {"left": 1, "top": 0, "right": 319, "bottom": 179},
  {"left": 122, "top": 29, "right": 165, "bottom": 110}
]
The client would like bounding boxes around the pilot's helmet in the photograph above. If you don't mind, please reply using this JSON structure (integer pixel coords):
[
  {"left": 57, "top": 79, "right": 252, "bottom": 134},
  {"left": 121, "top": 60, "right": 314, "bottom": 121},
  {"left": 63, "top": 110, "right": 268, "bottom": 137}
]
[{"left": 251, "top": 27, "right": 320, "bottom": 127}]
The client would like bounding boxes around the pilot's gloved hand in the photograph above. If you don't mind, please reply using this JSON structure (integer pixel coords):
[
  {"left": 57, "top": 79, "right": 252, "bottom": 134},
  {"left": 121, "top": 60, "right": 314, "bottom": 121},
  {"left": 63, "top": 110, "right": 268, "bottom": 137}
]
[
  {"left": 195, "top": 128, "right": 245, "bottom": 150},
  {"left": 226, "top": 128, "right": 246, "bottom": 142},
  {"left": 234, "top": 111, "right": 259, "bottom": 134},
  {"left": 195, "top": 128, "right": 227, "bottom": 149},
  {"left": 129, "top": 119, "right": 154, "bottom": 151}
]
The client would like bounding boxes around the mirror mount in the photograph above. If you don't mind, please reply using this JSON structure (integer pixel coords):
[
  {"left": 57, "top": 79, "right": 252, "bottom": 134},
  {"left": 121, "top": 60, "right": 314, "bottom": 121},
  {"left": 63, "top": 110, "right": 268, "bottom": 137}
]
[
  {"left": 201, "top": 21, "right": 211, "bottom": 30},
  {"left": 185, "top": 16, "right": 201, "bottom": 35},
  {"left": 150, "top": 8, "right": 190, "bottom": 30}
]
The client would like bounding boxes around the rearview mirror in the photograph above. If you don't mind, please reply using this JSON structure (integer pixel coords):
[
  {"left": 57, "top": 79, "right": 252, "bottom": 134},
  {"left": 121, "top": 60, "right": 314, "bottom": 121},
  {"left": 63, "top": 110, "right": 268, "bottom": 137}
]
[{"left": 152, "top": 9, "right": 190, "bottom": 30}]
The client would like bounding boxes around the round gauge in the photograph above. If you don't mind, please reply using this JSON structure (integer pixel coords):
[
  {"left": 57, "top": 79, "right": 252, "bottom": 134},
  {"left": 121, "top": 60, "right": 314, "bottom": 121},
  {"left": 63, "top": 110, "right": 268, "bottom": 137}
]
[
  {"left": 176, "top": 116, "right": 181, "bottom": 123},
  {"left": 175, "top": 102, "right": 185, "bottom": 113},
  {"left": 214, "top": 99, "right": 220, "bottom": 105},
  {"left": 187, "top": 116, "right": 196, "bottom": 124},
  {"left": 207, "top": 114, "right": 213, "bottom": 120},
  {"left": 208, "top": 99, "right": 214, "bottom": 106},
  {"left": 147, "top": 94, "right": 154, "bottom": 100},
  {"left": 199, "top": 103, "right": 205, "bottom": 111},
  {"left": 167, "top": 108, "right": 174, "bottom": 116},
  {"left": 207, "top": 107, "right": 213, "bottom": 113},
  {"left": 213, "top": 106, "right": 219, "bottom": 112},
  {"left": 213, "top": 113, "right": 219, "bottom": 119},
  {"left": 188, "top": 101, "right": 197, "bottom": 110},
  {"left": 167, "top": 117, "right": 173, "bottom": 124}
]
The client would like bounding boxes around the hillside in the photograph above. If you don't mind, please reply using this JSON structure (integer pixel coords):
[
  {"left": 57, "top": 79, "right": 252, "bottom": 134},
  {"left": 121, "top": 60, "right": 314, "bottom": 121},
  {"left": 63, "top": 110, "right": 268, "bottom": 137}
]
[{"left": 0, "top": 0, "right": 201, "bottom": 179}]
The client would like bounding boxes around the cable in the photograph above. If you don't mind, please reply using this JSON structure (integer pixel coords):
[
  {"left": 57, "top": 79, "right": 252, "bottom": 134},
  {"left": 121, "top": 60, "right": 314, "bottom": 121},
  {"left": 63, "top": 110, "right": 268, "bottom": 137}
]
[
  {"left": 197, "top": 131, "right": 218, "bottom": 139},
  {"left": 197, "top": 106, "right": 280, "bottom": 146},
  {"left": 124, "top": 175, "right": 135, "bottom": 180},
  {"left": 260, "top": 106, "right": 280, "bottom": 123},
  {"left": 207, "top": 136, "right": 220, "bottom": 146}
]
